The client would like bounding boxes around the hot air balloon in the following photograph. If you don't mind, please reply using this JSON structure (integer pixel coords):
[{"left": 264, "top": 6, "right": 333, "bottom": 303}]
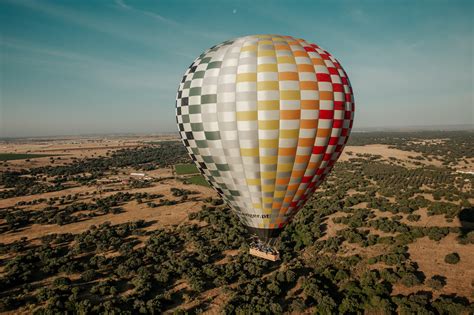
[{"left": 176, "top": 35, "right": 355, "bottom": 259}]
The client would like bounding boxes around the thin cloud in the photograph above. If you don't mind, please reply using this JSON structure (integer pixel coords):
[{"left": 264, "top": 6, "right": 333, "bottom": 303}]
[
  {"left": 2, "top": 38, "right": 94, "bottom": 63},
  {"left": 114, "top": 0, "right": 230, "bottom": 41},
  {"left": 2, "top": 37, "right": 176, "bottom": 91},
  {"left": 8, "top": 0, "right": 230, "bottom": 50},
  {"left": 114, "top": 0, "right": 131, "bottom": 10},
  {"left": 5, "top": 0, "right": 167, "bottom": 48},
  {"left": 114, "top": 0, "right": 179, "bottom": 26}
]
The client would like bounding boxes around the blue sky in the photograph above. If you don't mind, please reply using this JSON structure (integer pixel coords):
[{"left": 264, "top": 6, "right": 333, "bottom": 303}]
[{"left": 1, "top": 0, "right": 472, "bottom": 137}]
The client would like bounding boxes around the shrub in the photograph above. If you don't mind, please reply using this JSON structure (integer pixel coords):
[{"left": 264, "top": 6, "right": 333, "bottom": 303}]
[
  {"left": 426, "top": 275, "right": 446, "bottom": 290},
  {"left": 400, "top": 272, "right": 422, "bottom": 287},
  {"left": 407, "top": 214, "right": 421, "bottom": 222},
  {"left": 444, "top": 253, "right": 460, "bottom": 264}
]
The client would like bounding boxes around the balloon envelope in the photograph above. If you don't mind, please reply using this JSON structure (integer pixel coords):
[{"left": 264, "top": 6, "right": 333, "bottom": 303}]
[{"left": 176, "top": 35, "right": 355, "bottom": 242}]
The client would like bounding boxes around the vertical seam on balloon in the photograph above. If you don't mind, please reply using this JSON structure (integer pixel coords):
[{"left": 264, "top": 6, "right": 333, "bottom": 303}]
[
  {"left": 191, "top": 49, "right": 217, "bottom": 191},
  {"left": 278, "top": 36, "right": 304, "bottom": 220},
  {"left": 335, "top": 64, "right": 353, "bottom": 150},
  {"left": 268, "top": 35, "right": 282, "bottom": 229},
  {"left": 212, "top": 41, "right": 240, "bottom": 216},
  {"left": 271, "top": 36, "right": 291, "bottom": 219},
  {"left": 176, "top": 56, "right": 200, "bottom": 160},
  {"left": 198, "top": 47, "right": 222, "bottom": 192},
  {"left": 255, "top": 35, "right": 279, "bottom": 231},
  {"left": 217, "top": 39, "right": 249, "bottom": 225},
  {"left": 318, "top": 50, "right": 345, "bottom": 180},
  {"left": 250, "top": 36, "right": 261, "bottom": 221},
  {"left": 275, "top": 36, "right": 295, "bottom": 221},
  {"left": 342, "top": 66, "right": 355, "bottom": 139},
  {"left": 235, "top": 36, "right": 258, "bottom": 225},
  {"left": 177, "top": 55, "right": 202, "bottom": 179},
  {"left": 233, "top": 37, "right": 253, "bottom": 226},
  {"left": 286, "top": 42, "right": 331, "bottom": 218},
  {"left": 188, "top": 43, "right": 237, "bottom": 204},
  {"left": 284, "top": 38, "right": 318, "bottom": 220},
  {"left": 255, "top": 35, "right": 266, "bottom": 226},
  {"left": 270, "top": 35, "right": 280, "bottom": 231},
  {"left": 293, "top": 47, "right": 344, "bottom": 215},
  {"left": 310, "top": 62, "right": 355, "bottom": 206},
  {"left": 325, "top": 64, "right": 355, "bottom": 174}
]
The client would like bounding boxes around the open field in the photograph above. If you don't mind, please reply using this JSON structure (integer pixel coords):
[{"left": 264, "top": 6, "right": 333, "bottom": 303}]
[
  {"left": 0, "top": 179, "right": 214, "bottom": 245},
  {"left": 0, "top": 131, "right": 472, "bottom": 314},
  {"left": 175, "top": 163, "right": 200, "bottom": 175},
  {"left": 0, "top": 135, "right": 179, "bottom": 171},
  {"left": 340, "top": 144, "right": 443, "bottom": 168},
  {"left": 186, "top": 175, "right": 210, "bottom": 187}
]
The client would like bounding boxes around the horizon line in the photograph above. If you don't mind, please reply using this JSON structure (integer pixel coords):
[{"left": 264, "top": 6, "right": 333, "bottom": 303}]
[{"left": 1, "top": 124, "right": 473, "bottom": 140}]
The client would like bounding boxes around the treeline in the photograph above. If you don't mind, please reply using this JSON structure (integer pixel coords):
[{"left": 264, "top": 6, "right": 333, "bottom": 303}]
[
  {"left": 0, "top": 142, "right": 190, "bottom": 199},
  {"left": 30, "top": 142, "right": 189, "bottom": 177},
  {"left": 0, "top": 171, "right": 66, "bottom": 199}
]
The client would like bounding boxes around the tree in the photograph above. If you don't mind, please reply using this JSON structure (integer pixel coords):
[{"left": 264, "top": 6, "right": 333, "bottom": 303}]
[
  {"left": 285, "top": 270, "right": 296, "bottom": 283},
  {"left": 81, "top": 270, "right": 96, "bottom": 282},
  {"left": 267, "top": 282, "right": 281, "bottom": 295},
  {"left": 289, "top": 298, "right": 305, "bottom": 312}
]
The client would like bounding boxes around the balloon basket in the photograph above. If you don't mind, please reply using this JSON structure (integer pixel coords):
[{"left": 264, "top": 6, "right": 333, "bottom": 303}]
[{"left": 249, "top": 240, "right": 280, "bottom": 261}]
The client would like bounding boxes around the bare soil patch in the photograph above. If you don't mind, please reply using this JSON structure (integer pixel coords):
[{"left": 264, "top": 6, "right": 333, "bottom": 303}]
[
  {"left": 401, "top": 208, "right": 462, "bottom": 228},
  {"left": 320, "top": 212, "right": 347, "bottom": 241},
  {"left": 341, "top": 144, "right": 442, "bottom": 167}
]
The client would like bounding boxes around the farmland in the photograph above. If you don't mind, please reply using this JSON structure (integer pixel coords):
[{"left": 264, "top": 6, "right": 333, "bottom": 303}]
[{"left": 175, "top": 164, "right": 200, "bottom": 175}]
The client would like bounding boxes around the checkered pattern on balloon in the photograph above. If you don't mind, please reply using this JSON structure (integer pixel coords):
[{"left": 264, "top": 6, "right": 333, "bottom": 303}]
[{"left": 176, "top": 35, "right": 355, "bottom": 242}]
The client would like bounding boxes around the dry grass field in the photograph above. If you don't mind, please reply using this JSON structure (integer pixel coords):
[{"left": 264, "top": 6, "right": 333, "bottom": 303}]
[
  {"left": 0, "top": 135, "right": 210, "bottom": 245},
  {"left": 0, "top": 179, "right": 214, "bottom": 245}
]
